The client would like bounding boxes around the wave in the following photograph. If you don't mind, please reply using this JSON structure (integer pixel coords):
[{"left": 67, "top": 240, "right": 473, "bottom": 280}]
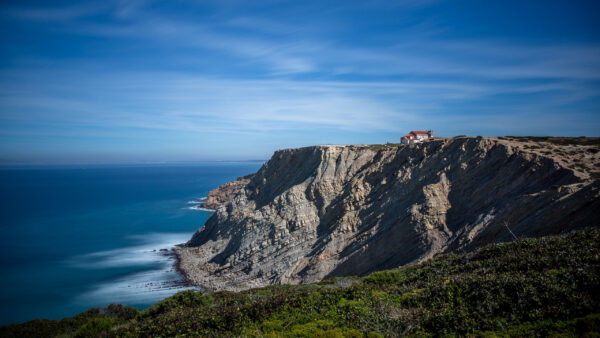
[
  {"left": 186, "top": 206, "right": 215, "bottom": 212},
  {"left": 68, "top": 232, "right": 199, "bottom": 306},
  {"left": 66, "top": 232, "right": 191, "bottom": 269},
  {"left": 186, "top": 197, "right": 207, "bottom": 204},
  {"left": 73, "top": 259, "right": 199, "bottom": 306}
]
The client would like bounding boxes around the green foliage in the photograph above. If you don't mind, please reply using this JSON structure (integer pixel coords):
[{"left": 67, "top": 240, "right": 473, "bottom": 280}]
[
  {"left": 504, "top": 135, "right": 600, "bottom": 146},
  {"left": 0, "top": 304, "right": 136, "bottom": 337},
  {"left": 576, "top": 313, "right": 600, "bottom": 336},
  {"left": 142, "top": 289, "right": 213, "bottom": 317},
  {"left": 102, "top": 304, "right": 138, "bottom": 320},
  {"left": 364, "top": 270, "right": 406, "bottom": 285},
  {"left": 3, "top": 227, "right": 600, "bottom": 337},
  {"left": 348, "top": 143, "right": 404, "bottom": 152},
  {"left": 74, "top": 318, "right": 115, "bottom": 338},
  {"left": 0, "top": 308, "right": 102, "bottom": 338},
  {"left": 475, "top": 313, "right": 600, "bottom": 337}
]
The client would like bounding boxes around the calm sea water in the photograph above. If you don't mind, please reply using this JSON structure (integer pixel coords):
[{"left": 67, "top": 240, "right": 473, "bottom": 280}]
[{"left": 0, "top": 163, "right": 262, "bottom": 325}]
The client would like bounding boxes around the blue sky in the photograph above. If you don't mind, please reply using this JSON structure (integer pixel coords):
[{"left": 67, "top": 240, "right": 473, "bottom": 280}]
[{"left": 1, "top": 0, "right": 599, "bottom": 164}]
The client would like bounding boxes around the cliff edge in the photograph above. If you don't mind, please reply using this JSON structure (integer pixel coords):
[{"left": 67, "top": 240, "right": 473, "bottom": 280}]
[
  {"left": 176, "top": 137, "right": 600, "bottom": 291},
  {"left": 194, "top": 174, "right": 255, "bottom": 210}
]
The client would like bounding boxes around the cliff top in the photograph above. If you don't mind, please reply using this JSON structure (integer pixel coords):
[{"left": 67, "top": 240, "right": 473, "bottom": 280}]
[
  {"left": 493, "top": 136, "right": 600, "bottom": 180},
  {"left": 275, "top": 136, "right": 599, "bottom": 180}
]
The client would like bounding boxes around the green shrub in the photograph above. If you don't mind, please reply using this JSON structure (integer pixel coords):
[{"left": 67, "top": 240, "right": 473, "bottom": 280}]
[
  {"left": 74, "top": 318, "right": 115, "bottom": 337},
  {"left": 143, "top": 289, "right": 212, "bottom": 317},
  {"left": 102, "top": 304, "right": 138, "bottom": 320},
  {"left": 4, "top": 228, "right": 600, "bottom": 337},
  {"left": 576, "top": 313, "right": 600, "bottom": 336},
  {"left": 364, "top": 270, "right": 405, "bottom": 285}
]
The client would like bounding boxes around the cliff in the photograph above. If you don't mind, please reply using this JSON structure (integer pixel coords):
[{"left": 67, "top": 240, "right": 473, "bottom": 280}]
[
  {"left": 196, "top": 174, "right": 255, "bottom": 210},
  {"left": 177, "top": 137, "right": 600, "bottom": 291}
]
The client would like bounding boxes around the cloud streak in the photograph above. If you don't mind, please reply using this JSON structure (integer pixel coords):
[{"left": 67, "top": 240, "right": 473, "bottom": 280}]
[
  {"left": 2, "top": 68, "right": 596, "bottom": 136},
  {"left": 9, "top": 2, "right": 599, "bottom": 80},
  {"left": 1, "top": 0, "right": 599, "bottom": 163}
]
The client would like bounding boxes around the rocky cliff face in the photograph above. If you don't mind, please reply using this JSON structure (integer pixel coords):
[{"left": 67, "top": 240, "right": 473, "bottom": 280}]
[
  {"left": 176, "top": 137, "right": 600, "bottom": 291},
  {"left": 197, "top": 174, "right": 255, "bottom": 210}
]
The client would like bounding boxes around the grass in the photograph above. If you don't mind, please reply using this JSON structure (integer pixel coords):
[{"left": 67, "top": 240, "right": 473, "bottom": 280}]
[
  {"left": 348, "top": 143, "right": 405, "bottom": 151},
  {"left": 503, "top": 136, "right": 600, "bottom": 146},
  {"left": 2, "top": 227, "right": 599, "bottom": 337}
]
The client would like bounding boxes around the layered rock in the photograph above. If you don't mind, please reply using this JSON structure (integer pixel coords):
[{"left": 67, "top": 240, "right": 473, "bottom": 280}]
[
  {"left": 176, "top": 137, "right": 600, "bottom": 291},
  {"left": 197, "top": 174, "right": 255, "bottom": 210}
]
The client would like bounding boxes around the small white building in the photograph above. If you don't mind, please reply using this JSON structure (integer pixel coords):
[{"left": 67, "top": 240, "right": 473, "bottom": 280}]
[{"left": 401, "top": 130, "right": 434, "bottom": 144}]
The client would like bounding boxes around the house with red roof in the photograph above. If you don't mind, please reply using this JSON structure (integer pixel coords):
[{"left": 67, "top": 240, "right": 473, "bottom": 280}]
[{"left": 401, "top": 130, "right": 434, "bottom": 144}]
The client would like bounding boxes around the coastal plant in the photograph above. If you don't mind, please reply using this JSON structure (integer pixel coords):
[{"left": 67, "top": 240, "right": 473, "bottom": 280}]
[
  {"left": 74, "top": 318, "right": 115, "bottom": 337},
  {"left": 2, "top": 227, "right": 600, "bottom": 337},
  {"left": 102, "top": 304, "right": 138, "bottom": 320}
]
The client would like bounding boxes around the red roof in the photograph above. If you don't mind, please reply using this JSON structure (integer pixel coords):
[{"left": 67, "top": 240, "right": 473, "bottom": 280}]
[{"left": 411, "top": 131, "right": 430, "bottom": 135}]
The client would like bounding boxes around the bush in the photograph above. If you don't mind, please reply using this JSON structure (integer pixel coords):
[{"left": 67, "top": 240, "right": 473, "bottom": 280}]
[
  {"left": 4, "top": 227, "right": 600, "bottom": 337},
  {"left": 576, "top": 313, "right": 600, "bottom": 336},
  {"left": 74, "top": 318, "right": 115, "bottom": 337},
  {"left": 103, "top": 304, "right": 138, "bottom": 320},
  {"left": 143, "top": 289, "right": 212, "bottom": 316},
  {"left": 364, "top": 270, "right": 406, "bottom": 285}
]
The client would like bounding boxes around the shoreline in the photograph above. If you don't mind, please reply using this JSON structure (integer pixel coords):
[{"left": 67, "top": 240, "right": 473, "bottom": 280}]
[
  {"left": 186, "top": 196, "right": 217, "bottom": 212},
  {"left": 187, "top": 204, "right": 217, "bottom": 212},
  {"left": 174, "top": 197, "right": 219, "bottom": 290},
  {"left": 171, "top": 244, "right": 198, "bottom": 289},
  {"left": 173, "top": 244, "right": 263, "bottom": 293}
]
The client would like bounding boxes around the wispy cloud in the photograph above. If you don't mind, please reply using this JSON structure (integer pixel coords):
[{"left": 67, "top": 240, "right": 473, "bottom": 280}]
[
  {"left": 1, "top": 0, "right": 599, "bottom": 163},
  {"left": 7, "top": 2, "right": 600, "bottom": 81},
  {"left": 7, "top": 3, "right": 106, "bottom": 21},
  {"left": 2, "top": 67, "right": 596, "bottom": 138}
]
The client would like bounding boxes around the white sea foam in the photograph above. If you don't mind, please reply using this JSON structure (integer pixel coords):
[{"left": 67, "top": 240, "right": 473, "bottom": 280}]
[
  {"left": 186, "top": 197, "right": 207, "bottom": 204},
  {"left": 75, "top": 263, "right": 197, "bottom": 305},
  {"left": 67, "top": 232, "right": 190, "bottom": 269},
  {"left": 74, "top": 256, "right": 198, "bottom": 306},
  {"left": 187, "top": 206, "right": 216, "bottom": 212},
  {"left": 69, "top": 232, "right": 199, "bottom": 306}
]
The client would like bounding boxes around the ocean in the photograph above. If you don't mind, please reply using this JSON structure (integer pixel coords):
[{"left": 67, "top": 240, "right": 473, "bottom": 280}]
[{"left": 0, "top": 163, "right": 263, "bottom": 325}]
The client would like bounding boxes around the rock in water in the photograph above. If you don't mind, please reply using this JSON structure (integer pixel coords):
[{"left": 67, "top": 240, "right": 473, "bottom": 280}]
[{"left": 176, "top": 137, "right": 600, "bottom": 291}]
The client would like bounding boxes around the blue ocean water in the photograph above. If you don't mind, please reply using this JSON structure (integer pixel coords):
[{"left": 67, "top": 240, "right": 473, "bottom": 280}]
[{"left": 0, "top": 163, "right": 262, "bottom": 325}]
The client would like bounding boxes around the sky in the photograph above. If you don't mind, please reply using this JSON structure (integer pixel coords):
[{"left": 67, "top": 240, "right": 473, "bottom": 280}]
[{"left": 1, "top": 0, "right": 599, "bottom": 165}]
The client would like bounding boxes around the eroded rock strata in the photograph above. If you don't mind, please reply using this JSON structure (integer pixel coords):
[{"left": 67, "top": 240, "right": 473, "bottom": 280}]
[
  {"left": 197, "top": 174, "right": 255, "bottom": 210},
  {"left": 176, "top": 137, "right": 600, "bottom": 291}
]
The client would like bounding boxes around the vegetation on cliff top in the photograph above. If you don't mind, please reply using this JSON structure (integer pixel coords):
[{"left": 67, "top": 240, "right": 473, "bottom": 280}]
[
  {"left": 501, "top": 136, "right": 600, "bottom": 146},
  {"left": 2, "top": 227, "right": 599, "bottom": 337}
]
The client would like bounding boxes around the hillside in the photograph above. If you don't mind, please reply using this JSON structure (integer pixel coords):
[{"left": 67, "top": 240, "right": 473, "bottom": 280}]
[
  {"left": 2, "top": 228, "right": 599, "bottom": 337},
  {"left": 177, "top": 136, "right": 600, "bottom": 291}
]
